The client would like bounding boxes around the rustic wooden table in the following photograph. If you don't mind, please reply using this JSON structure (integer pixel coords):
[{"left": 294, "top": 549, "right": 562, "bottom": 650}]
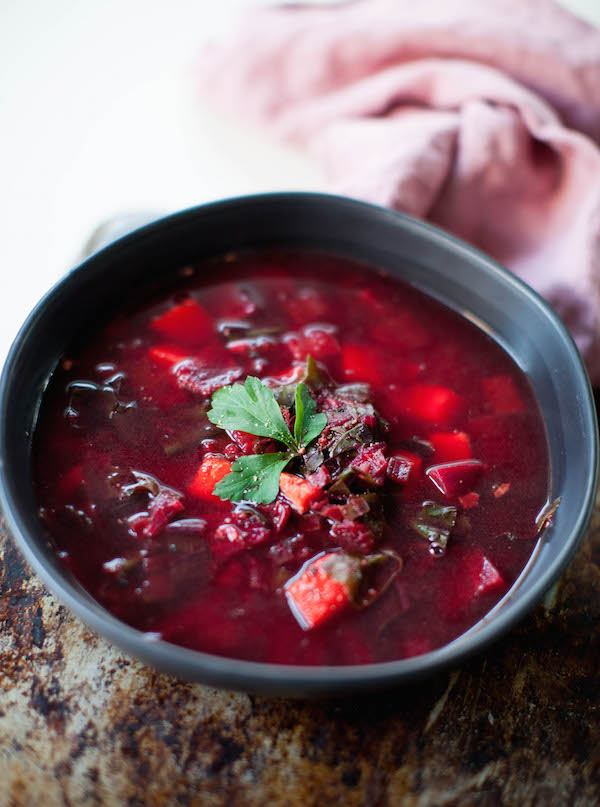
[{"left": 1, "top": 486, "right": 599, "bottom": 807}]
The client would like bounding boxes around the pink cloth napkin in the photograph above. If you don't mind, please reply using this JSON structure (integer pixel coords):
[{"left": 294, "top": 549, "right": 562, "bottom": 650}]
[{"left": 199, "top": 0, "right": 600, "bottom": 383}]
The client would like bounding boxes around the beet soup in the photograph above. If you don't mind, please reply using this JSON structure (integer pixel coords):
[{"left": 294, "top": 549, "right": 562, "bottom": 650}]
[{"left": 33, "top": 250, "right": 553, "bottom": 665}]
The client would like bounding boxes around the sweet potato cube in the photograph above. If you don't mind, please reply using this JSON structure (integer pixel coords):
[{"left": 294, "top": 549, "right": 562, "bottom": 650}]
[
  {"left": 482, "top": 375, "right": 524, "bottom": 414},
  {"left": 285, "top": 553, "right": 352, "bottom": 630},
  {"left": 401, "top": 384, "right": 463, "bottom": 425},
  {"left": 188, "top": 456, "right": 232, "bottom": 500},
  {"left": 279, "top": 472, "right": 320, "bottom": 514},
  {"left": 150, "top": 299, "right": 213, "bottom": 346},
  {"left": 429, "top": 431, "right": 472, "bottom": 462}
]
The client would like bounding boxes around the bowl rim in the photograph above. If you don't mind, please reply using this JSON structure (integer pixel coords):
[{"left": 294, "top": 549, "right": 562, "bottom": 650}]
[{"left": 1, "top": 191, "right": 597, "bottom": 695}]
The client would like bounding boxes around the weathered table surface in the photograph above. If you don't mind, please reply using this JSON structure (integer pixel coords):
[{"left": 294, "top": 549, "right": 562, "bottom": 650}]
[{"left": 1, "top": 486, "right": 599, "bottom": 807}]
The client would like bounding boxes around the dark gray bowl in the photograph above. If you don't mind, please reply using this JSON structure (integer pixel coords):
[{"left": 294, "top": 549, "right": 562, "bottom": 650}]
[{"left": 0, "top": 193, "right": 597, "bottom": 697}]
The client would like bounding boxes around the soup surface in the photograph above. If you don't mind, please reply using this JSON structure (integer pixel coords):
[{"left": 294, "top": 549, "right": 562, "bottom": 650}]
[{"left": 34, "top": 250, "right": 551, "bottom": 665}]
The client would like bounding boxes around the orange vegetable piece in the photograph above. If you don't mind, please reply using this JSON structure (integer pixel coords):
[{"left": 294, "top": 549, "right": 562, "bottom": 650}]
[
  {"left": 188, "top": 456, "right": 232, "bottom": 500},
  {"left": 279, "top": 472, "right": 320, "bottom": 514},
  {"left": 150, "top": 299, "right": 213, "bottom": 346},
  {"left": 285, "top": 554, "right": 351, "bottom": 630}
]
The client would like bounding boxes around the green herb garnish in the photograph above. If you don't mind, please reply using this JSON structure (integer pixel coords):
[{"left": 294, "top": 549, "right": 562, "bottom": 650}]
[{"left": 207, "top": 375, "right": 327, "bottom": 504}]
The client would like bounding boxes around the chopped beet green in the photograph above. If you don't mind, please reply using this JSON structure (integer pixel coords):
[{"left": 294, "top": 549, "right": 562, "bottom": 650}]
[
  {"left": 279, "top": 472, "right": 320, "bottom": 514},
  {"left": 410, "top": 502, "right": 458, "bottom": 554},
  {"left": 535, "top": 497, "right": 561, "bottom": 532},
  {"left": 188, "top": 456, "right": 232, "bottom": 500}
]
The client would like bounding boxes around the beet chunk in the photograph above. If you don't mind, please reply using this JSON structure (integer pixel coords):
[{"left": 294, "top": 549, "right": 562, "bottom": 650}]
[
  {"left": 140, "top": 490, "right": 184, "bottom": 539},
  {"left": 443, "top": 549, "right": 505, "bottom": 616},
  {"left": 329, "top": 520, "right": 375, "bottom": 555},
  {"left": 350, "top": 443, "right": 388, "bottom": 486},
  {"left": 426, "top": 459, "right": 484, "bottom": 498},
  {"left": 175, "top": 361, "right": 243, "bottom": 398},
  {"left": 386, "top": 452, "right": 422, "bottom": 484},
  {"left": 212, "top": 506, "right": 273, "bottom": 558}
]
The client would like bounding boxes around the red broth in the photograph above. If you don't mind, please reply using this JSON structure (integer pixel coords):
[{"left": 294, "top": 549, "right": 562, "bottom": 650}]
[{"left": 33, "top": 250, "right": 550, "bottom": 665}]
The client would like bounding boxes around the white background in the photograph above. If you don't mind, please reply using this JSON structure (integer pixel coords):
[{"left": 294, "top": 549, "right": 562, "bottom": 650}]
[{"left": 1, "top": 0, "right": 599, "bottom": 366}]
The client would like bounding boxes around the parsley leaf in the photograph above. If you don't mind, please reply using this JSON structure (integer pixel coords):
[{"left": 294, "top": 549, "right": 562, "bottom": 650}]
[
  {"left": 213, "top": 452, "right": 292, "bottom": 504},
  {"left": 208, "top": 374, "right": 327, "bottom": 504},
  {"left": 295, "top": 382, "right": 327, "bottom": 448},
  {"left": 208, "top": 376, "right": 295, "bottom": 449}
]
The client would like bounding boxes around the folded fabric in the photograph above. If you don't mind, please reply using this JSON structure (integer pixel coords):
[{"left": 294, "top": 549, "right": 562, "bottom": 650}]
[{"left": 199, "top": 0, "right": 600, "bottom": 382}]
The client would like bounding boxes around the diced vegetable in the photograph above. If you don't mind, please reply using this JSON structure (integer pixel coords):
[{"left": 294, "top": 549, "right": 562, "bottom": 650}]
[
  {"left": 386, "top": 451, "right": 422, "bottom": 484},
  {"left": 306, "top": 465, "right": 331, "bottom": 490},
  {"left": 176, "top": 363, "right": 244, "bottom": 398},
  {"left": 444, "top": 550, "right": 505, "bottom": 615},
  {"left": 141, "top": 491, "right": 184, "bottom": 539},
  {"left": 350, "top": 443, "right": 388, "bottom": 486},
  {"left": 228, "top": 429, "right": 274, "bottom": 456},
  {"left": 329, "top": 520, "right": 375, "bottom": 555},
  {"left": 226, "top": 335, "right": 281, "bottom": 361},
  {"left": 150, "top": 299, "right": 213, "bottom": 345},
  {"left": 459, "top": 491, "right": 480, "bottom": 509},
  {"left": 426, "top": 459, "right": 484, "bottom": 498},
  {"left": 482, "top": 375, "right": 525, "bottom": 415},
  {"left": 285, "top": 286, "right": 328, "bottom": 324},
  {"left": 400, "top": 384, "right": 463, "bottom": 425},
  {"left": 148, "top": 345, "right": 190, "bottom": 367},
  {"left": 342, "top": 344, "right": 382, "bottom": 385},
  {"left": 288, "top": 326, "right": 341, "bottom": 362},
  {"left": 429, "top": 431, "right": 472, "bottom": 462},
  {"left": 212, "top": 506, "right": 272, "bottom": 557},
  {"left": 188, "top": 455, "right": 232, "bottom": 499},
  {"left": 279, "top": 472, "right": 320, "bottom": 514},
  {"left": 285, "top": 552, "right": 361, "bottom": 630}
]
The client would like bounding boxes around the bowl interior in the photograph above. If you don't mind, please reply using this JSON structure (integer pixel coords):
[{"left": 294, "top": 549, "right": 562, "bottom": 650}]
[{"left": 0, "top": 193, "right": 597, "bottom": 696}]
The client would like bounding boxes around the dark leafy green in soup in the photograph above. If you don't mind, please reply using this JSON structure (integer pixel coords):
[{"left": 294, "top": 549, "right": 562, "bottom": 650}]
[{"left": 33, "top": 250, "right": 553, "bottom": 665}]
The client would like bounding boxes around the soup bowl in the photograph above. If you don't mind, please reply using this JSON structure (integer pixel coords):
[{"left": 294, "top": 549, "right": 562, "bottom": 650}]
[{"left": 0, "top": 193, "right": 597, "bottom": 696}]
